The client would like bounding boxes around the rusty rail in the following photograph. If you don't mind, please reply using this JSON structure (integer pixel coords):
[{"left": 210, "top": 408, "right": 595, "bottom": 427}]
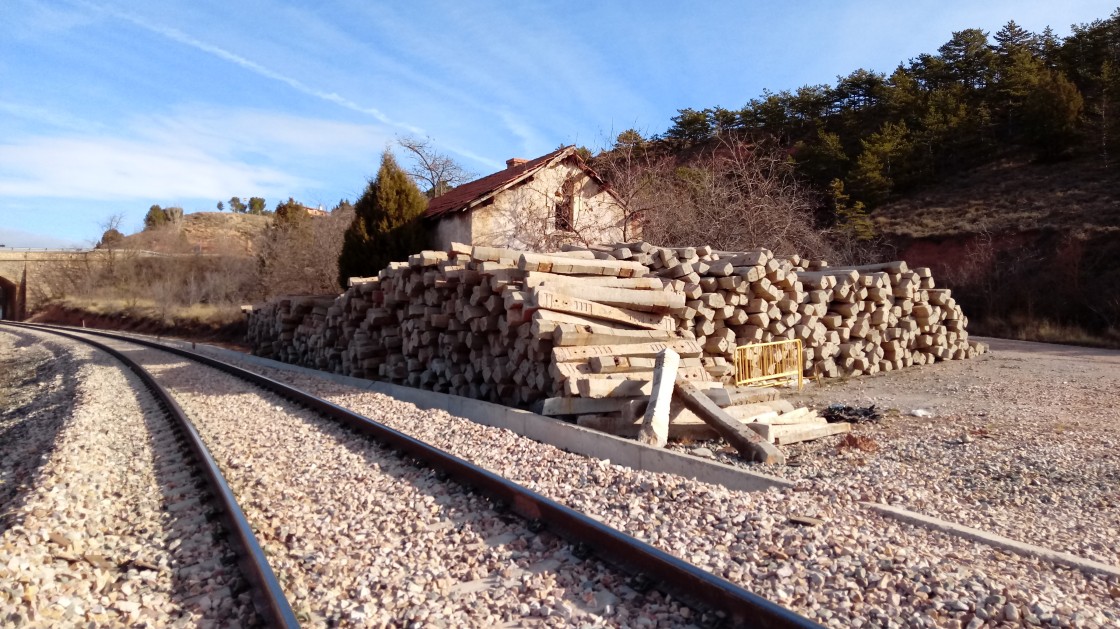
[
  {"left": 14, "top": 323, "right": 821, "bottom": 628},
  {"left": 2, "top": 322, "right": 299, "bottom": 627}
]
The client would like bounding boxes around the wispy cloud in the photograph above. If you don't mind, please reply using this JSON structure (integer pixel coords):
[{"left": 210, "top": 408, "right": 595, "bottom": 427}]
[
  {"left": 0, "top": 135, "right": 297, "bottom": 200},
  {"left": 0, "top": 106, "right": 391, "bottom": 201},
  {"left": 0, "top": 227, "right": 84, "bottom": 249},
  {"left": 79, "top": 1, "right": 424, "bottom": 134},
  {"left": 0, "top": 101, "right": 99, "bottom": 133}
]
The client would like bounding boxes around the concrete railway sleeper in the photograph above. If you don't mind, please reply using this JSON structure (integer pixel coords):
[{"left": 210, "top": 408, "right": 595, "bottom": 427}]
[{"left": 9, "top": 322, "right": 820, "bottom": 628}]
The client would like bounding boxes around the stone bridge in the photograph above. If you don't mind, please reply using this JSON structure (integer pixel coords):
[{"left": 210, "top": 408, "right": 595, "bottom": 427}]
[{"left": 0, "top": 249, "right": 93, "bottom": 320}]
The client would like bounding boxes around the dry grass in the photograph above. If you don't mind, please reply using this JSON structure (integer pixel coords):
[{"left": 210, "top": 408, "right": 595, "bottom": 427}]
[
  {"left": 835, "top": 433, "right": 879, "bottom": 453},
  {"left": 971, "top": 316, "right": 1120, "bottom": 350},
  {"left": 120, "top": 212, "right": 272, "bottom": 254},
  {"left": 873, "top": 155, "right": 1120, "bottom": 239},
  {"left": 56, "top": 296, "right": 244, "bottom": 328}
]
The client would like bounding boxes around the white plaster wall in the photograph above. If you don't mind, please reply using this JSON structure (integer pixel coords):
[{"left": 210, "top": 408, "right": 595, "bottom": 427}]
[
  {"left": 430, "top": 211, "right": 472, "bottom": 251},
  {"left": 470, "top": 159, "right": 630, "bottom": 251}
]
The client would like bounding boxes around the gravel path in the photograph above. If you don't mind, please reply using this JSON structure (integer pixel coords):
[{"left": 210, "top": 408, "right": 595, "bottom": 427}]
[
  {"left": 84, "top": 335, "right": 697, "bottom": 628},
  {"left": 764, "top": 337, "right": 1120, "bottom": 569},
  {"left": 0, "top": 328, "right": 256, "bottom": 627},
  {"left": 171, "top": 338, "right": 1120, "bottom": 628}
]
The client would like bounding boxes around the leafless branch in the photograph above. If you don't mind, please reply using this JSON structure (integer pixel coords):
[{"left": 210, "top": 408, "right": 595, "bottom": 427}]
[{"left": 397, "top": 135, "right": 476, "bottom": 198}]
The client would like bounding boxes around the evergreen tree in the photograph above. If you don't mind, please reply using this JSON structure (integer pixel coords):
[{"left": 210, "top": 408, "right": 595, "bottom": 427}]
[
  {"left": 216, "top": 200, "right": 225, "bottom": 212},
  {"left": 793, "top": 127, "right": 849, "bottom": 188},
  {"left": 143, "top": 205, "right": 167, "bottom": 230},
  {"left": 274, "top": 198, "right": 310, "bottom": 228},
  {"left": 938, "top": 29, "right": 997, "bottom": 91},
  {"left": 228, "top": 196, "right": 247, "bottom": 213},
  {"left": 97, "top": 228, "right": 124, "bottom": 249},
  {"left": 829, "top": 179, "right": 875, "bottom": 241},
  {"left": 994, "top": 20, "right": 1035, "bottom": 57},
  {"left": 248, "top": 197, "right": 267, "bottom": 215},
  {"left": 1023, "top": 68, "right": 1084, "bottom": 160},
  {"left": 664, "top": 108, "right": 713, "bottom": 145},
  {"left": 337, "top": 151, "right": 429, "bottom": 287},
  {"left": 849, "top": 121, "right": 912, "bottom": 204}
]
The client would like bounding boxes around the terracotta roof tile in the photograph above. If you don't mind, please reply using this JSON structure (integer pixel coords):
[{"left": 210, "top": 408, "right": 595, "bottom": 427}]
[{"left": 423, "top": 147, "right": 571, "bottom": 219}]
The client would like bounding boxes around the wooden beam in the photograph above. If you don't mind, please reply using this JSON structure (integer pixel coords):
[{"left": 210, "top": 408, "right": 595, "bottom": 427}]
[
  {"left": 538, "top": 284, "right": 686, "bottom": 314},
  {"left": 552, "top": 326, "right": 685, "bottom": 347},
  {"left": 577, "top": 378, "right": 723, "bottom": 399},
  {"left": 552, "top": 339, "right": 703, "bottom": 363},
  {"left": 524, "top": 272, "right": 665, "bottom": 290},
  {"left": 749, "top": 422, "right": 851, "bottom": 445},
  {"left": 637, "top": 349, "right": 680, "bottom": 448},
  {"left": 540, "top": 396, "right": 641, "bottom": 416},
  {"left": 519, "top": 252, "right": 649, "bottom": 277},
  {"left": 532, "top": 289, "right": 675, "bottom": 330},
  {"left": 673, "top": 380, "right": 786, "bottom": 464}
]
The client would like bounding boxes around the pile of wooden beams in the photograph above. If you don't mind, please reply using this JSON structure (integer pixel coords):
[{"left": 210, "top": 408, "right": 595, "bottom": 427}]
[
  {"left": 247, "top": 240, "right": 985, "bottom": 433},
  {"left": 566, "top": 242, "right": 987, "bottom": 378},
  {"left": 247, "top": 244, "right": 702, "bottom": 407}
]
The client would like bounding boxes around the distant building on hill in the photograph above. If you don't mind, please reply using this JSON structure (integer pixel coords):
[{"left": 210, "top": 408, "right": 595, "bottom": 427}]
[{"left": 422, "top": 146, "right": 634, "bottom": 252}]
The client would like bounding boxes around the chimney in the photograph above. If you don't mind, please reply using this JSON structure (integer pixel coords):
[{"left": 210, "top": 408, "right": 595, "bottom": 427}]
[{"left": 506, "top": 157, "right": 528, "bottom": 169}]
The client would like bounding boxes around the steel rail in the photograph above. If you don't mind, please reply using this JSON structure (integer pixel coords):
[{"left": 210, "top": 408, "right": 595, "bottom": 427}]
[
  {"left": 2, "top": 322, "right": 299, "bottom": 628},
  {"left": 18, "top": 323, "right": 822, "bottom": 628}
]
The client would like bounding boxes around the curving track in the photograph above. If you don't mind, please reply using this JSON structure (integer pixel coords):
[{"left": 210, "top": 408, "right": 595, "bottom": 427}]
[{"left": 3, "top": 322, "right": 820, "bottom": 628}]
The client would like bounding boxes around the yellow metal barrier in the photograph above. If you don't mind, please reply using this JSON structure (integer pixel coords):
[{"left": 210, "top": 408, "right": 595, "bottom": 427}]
[{"left": 734, "top": 338, "right": 804, "bottom": 390}]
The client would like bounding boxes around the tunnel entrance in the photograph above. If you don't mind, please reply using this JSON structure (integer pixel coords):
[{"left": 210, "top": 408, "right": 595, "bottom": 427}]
[{"left": 0, "top": 276, "right": 17, "bottom": 321}]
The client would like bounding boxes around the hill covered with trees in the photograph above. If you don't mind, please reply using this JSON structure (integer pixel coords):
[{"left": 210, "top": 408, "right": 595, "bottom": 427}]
[
  {"left": 656, "top": 11, "right": 1119, "bottom": 213},
  {"left": 602, "top": 8, "right": 1120, "bottom": 345}
]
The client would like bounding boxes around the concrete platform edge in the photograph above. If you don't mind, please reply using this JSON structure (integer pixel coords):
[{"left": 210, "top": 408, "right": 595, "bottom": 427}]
[
  {"left": 176, "top": 342, "right": 792, "bottom": 493},
  {"left": 867, "top": 502, "right": 1120, "bottom": 579}
]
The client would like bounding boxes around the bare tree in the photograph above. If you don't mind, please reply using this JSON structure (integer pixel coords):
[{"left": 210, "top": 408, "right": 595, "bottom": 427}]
[
  {"left": 256, "top": 203, "right": 353, "bottom": 296},
  {"left": 481, "top": 176, "right": 629, "bottom": 252},
  {"left": 397, "top": 135, "right": 476, "bottom": 198},
  {"left": 588, "top": 129, "right": 667, "bottom": 242},
  {"left": 600, "top": 136, "right": 834, "bottom": 258}
]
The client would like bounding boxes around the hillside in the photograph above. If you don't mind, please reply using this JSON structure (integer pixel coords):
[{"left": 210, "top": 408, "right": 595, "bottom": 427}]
[
  {"left": 119, "top": 212, "right": 272, "bottom": 254},
  {"left": 867, "top": 154, "right": 1120, "bottom": 347},
  {"left": 873, "top": 155, "right": 1120, "bottom": 239}
]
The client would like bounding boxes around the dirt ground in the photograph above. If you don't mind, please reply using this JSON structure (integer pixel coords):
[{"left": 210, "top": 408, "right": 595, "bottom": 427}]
[{"left": 693, "top": 336, "right": 1120, "bottom": 568}]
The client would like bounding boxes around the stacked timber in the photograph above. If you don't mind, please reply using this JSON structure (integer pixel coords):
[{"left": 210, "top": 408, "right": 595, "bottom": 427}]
[
  {"left": 247, "top": 240, "right": 986, "bottom": 409},
  {"left": 554, "top": 242, "right": 986, "bottom": 379},
  {"left": 246, "top": 244, "right": 702, "bottom": 407}
]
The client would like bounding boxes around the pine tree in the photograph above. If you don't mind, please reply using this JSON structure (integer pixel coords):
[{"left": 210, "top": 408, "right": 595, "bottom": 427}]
[
  {"left": 143, "top": 205, "right": 167, "bottom": 230},
  {"left": 994, "top": 20, "right": 1035, "bottom": 57},
  {"left": 1023, "top": 69, "right": 1084, "bottom": 160},
  {"left": 274, "top": 197, "right": 309, "bottom": 229},
  {"left": 337, "top": 151, "right": 429, "bottom": 287},
  {"left": 248, "top": 197, "right": 267, "bottom": 215},
  {"left": 829, "top": 179, "right": 875, "bottom": 241}
]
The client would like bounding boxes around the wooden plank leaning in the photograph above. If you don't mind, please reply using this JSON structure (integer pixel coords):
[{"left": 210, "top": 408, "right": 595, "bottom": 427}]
[
  {"left": 673, "top": 380, "right": 786, "bottom": 464},
  {"left": 637, "top": 348, "right": 680, "bottom": 448}
]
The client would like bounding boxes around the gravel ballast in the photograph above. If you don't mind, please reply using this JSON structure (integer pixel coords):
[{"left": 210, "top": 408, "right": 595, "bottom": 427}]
[
  {"left": 0, "top": 329, "right": 256, "bottom": 627},
  {"left": 174, "top": 335, "right": 1120, "bottom": 627},
  {"left": 10, "top": 326, "right": 1120, "bottom": 627},
  {"left": 90, "top": 335, "right": 695, "bottom": 628}
]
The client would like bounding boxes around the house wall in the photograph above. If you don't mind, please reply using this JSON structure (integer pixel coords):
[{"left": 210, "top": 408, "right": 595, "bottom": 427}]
[
  {"left": 430, "top": 211, "right": 473, "bottom": 251},
  {"left": 470, "top": 159, "right": 629, "bottom": 252}
]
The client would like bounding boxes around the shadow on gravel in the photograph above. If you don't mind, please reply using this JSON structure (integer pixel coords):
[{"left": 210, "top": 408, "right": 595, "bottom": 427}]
[
  {"left": 0, "top": 327, "right": 84, "bottom": 538},
  {"left": 134, "top": 354, "right": 634, "bottom": 624},
  {"left": 132, "top": 387, "right": 262, "bottom": 627}
]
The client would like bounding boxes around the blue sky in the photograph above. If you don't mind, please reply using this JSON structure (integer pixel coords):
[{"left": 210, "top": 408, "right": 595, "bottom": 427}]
[{"left": 1, "top": 0, "right": 1116, "bottom": 247}]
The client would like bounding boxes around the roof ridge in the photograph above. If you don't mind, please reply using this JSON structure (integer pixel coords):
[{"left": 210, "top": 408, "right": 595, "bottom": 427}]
[{"left": 423, "top": 146, "right": 573, "bottom": 220}]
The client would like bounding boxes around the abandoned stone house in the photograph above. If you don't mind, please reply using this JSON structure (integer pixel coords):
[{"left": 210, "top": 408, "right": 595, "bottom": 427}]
[{"left": 422, "top": 146, "right": 634, "bottom": 252}]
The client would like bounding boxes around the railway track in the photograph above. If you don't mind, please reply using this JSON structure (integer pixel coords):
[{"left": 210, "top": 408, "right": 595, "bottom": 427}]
[{"left": 4, "top": 322, "right": 820, "bottom": 628}]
